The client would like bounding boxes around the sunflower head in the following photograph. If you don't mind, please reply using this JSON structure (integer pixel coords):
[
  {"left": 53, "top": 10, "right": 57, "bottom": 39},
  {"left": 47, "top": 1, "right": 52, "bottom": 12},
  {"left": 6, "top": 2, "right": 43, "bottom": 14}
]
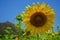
[{"left": 22, "top": 2, "right": 55, "bottom": 35}]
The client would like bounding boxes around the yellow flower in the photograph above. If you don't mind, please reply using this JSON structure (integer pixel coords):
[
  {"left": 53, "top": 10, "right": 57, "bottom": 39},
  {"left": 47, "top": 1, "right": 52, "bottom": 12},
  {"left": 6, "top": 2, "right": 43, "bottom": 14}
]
[
  {"left": 51, "top": 32, "right": 57, "bottom": 36},
  {"left": 46, "top": 30, "right": 51, "bottom": 33},
  {"left": 22, "top": 2, "right": 55, "bottom": 34},
  {"left": 15, "top": 36, "right": 19, "bottom": 40}
]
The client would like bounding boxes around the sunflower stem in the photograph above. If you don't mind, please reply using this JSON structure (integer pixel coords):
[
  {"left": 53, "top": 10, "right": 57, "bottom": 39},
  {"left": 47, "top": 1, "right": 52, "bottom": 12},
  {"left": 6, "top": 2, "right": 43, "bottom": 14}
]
[
  {"left": 57, "top": 26, "right": 60, "bottom": 32},
  {"left": 37, "top": 33, "right": 40, "bottom": 40},
  {"left": 51, "top": 27, "right": 54, "bottom": 32}
]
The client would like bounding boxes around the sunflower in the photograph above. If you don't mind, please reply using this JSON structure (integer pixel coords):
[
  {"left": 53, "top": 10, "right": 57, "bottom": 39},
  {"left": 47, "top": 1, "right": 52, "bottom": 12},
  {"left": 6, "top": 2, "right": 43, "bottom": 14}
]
[{"left": 22, "top": 2, "right": 55, "bottom": 34}]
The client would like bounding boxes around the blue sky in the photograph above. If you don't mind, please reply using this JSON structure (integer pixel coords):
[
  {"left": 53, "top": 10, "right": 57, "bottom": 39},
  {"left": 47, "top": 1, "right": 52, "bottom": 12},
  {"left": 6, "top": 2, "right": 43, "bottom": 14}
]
[{"left": 0, "top": 0, "right": 60, "bottom": 31}]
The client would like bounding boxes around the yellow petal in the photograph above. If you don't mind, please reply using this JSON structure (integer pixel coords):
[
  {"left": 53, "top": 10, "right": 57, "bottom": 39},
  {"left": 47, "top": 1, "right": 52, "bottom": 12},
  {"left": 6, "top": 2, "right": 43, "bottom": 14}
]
[
  {"left": 40, "top": 2, "right": 46, "bottom": 9},
  {"left": 32, "top": 3, "right": 39, "bottom": 12},
  {"left": 26, "top": 5, "right": 32, "bottom": 11},
  {"left": 37, "top": 2, "right": 40, "bottom": 6},
  {"left": 42, "top": 5, "right": 51, "bottom": 13}
]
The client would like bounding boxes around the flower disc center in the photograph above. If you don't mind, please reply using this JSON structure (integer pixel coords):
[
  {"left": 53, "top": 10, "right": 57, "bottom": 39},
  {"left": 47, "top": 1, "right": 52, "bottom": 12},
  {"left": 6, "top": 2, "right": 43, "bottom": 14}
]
[
  {"left": 35, "top": 16, "right": 41, "bottom": 22},
  {"left": 30, "top": 12, "right": 47, "bottom": 27}
]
